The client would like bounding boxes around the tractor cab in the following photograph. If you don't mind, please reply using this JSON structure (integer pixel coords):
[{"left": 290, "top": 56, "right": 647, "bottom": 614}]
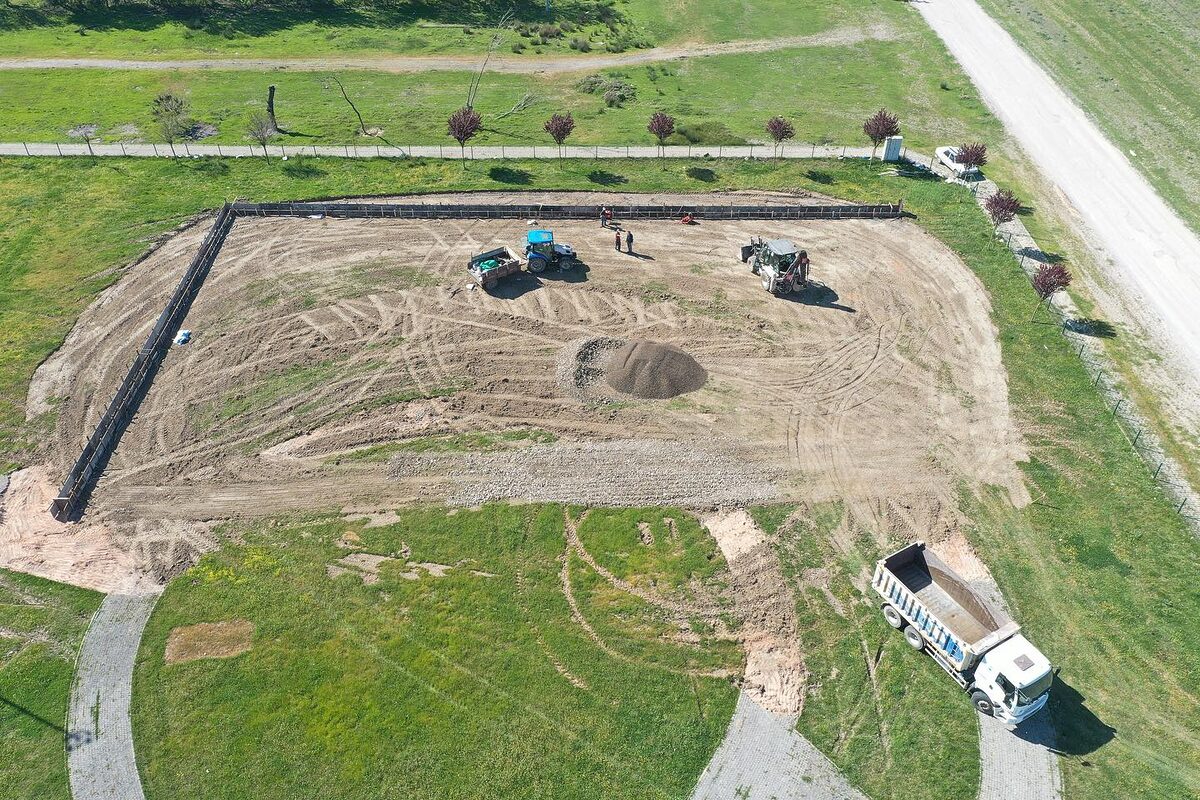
[
  {"left": 525, "top": 229, "right": 578, "bottom": 273},
  {"left": 742, "top": 237, "right": 809, "bottom": 295}
]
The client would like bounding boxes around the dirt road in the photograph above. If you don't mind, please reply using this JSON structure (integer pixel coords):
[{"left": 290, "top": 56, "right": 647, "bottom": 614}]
[
  {"left": 0, "top": 24, "right": 892, "bottom": 74},
  {"left": 914, "top": 0, "right": 1200, "bottom": 424}
]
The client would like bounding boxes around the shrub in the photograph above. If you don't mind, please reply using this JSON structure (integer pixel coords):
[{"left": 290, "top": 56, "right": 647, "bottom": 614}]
[{"left": 570, "top": 37, "right": 591, "bottom": 52}]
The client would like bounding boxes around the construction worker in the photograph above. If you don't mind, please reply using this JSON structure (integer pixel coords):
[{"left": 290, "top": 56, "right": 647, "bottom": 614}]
[
  {"left": 600, "top": 205, "right": 609, "bottom": 228},
  {"left": 615, "top": 229, "right": 622, "bottom": 250},
  {"left": 625, "top": 229, "right": 634, "bottom": 254}
]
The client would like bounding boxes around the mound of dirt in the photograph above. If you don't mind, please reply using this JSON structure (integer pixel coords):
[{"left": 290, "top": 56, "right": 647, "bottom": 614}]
[{"left": 605, "top": 340, "right": 707, "bottom": 399}]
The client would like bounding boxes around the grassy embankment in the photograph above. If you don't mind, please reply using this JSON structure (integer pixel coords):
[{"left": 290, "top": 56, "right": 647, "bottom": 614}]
[
  {"left": 131, "top": 504, "right": 739, "bottom": 800},
  {"left": 1, "top": 156, "right": 1197, "bottom": 798},
  {"left": 0, "top": 569, "right": 103, "bottom": 800},
  {"left": 0, "top": 0, "right": 877, "bottom": 59}
]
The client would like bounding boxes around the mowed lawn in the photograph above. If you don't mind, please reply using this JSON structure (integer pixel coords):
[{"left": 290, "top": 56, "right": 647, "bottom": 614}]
[
  {"left": 0, "top": 0, "right": 883, "bottom": 58},
  {"left": 131, "top": 505, "right": 740, "bottom": 800},
  {"left": 1, "top": 156, "right": 1198, "bottom": 797},
  {"left": 0, "top": 570, "right": 102, "bottom": 800},
  {"left": 975, "top": 0, "right": 1200, "bottom": 235}
]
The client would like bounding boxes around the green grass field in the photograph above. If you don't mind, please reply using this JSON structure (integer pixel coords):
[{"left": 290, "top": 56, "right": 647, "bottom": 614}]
[
  {"left": 0, "top": 570, "right": 103, "bottom": 800},
  {"left": 131, "top": 504, "right": 739, "bottom": 800},
  {"left": 2, "top": 155, "right": 1198, "bottom": 798},
  {"left": 0, "top": 0, "right": 878, "bottom": 59},
  {"left": 753, "top": 503, "right": 982, "bottom": 800},
  {"left": 0, "top": 35, "right": 998, "bottom": 152},
  {"left": 975, "top": 0, "right": 1200, "bottom": 235}
]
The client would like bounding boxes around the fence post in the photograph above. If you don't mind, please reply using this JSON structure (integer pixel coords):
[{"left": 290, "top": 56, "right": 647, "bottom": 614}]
[
  {"left": 120, "top": 142, "right": 126, "bottom": 156},
  {"left": 1178, "top": 499, "right": 1187, "bottom": 514},
  {"left": 1112, "top": 399, "right": 1123, "bottom": 417},
  {"left": 184, "top": 142, "right": 191, "bottom": 156},
  {"left": 1154, "top": 461, "right": 1164, "bottom": 479},
  {"left": 842, "top": 145, "right": 846, "bottom": 157},
  {"left": 1133, "top": 429, "right": 1142, "bottom": 447},
  {"left": 1094, "top": 370, "right": 1103, "bottom": 386},
  {"left": 57, "top": 142, "right": 63, "bottom": 156}
]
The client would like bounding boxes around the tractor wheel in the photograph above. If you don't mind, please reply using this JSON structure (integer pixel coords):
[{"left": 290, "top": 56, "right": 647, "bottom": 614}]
[
  {"left": 528, "top": 255, "right": 547, "bottom": 273},
  {"left": 778, "top": 279, "right": 793, "bottom": 295}
]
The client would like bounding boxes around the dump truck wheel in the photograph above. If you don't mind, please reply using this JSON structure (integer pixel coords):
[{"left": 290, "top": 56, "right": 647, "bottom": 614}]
[
  {"left": 903, "top": 626, "right": 924, "bottom": 651},
  {"left": 882, "top": 605, "right": 904, "bottom": 629},
  {"left": 970, "top": 691, "right": 995, "bottom": 717}
]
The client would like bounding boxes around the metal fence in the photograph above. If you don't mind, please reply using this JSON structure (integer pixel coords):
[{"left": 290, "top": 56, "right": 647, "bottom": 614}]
[
  {"left": 231, "top": 201, "right": 905, "bottom": 221},
  {"left": 51, "top": 204, "right": 236, "bottom": 521}
]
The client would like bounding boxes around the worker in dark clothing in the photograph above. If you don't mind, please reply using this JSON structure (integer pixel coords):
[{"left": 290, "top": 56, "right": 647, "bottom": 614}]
[
  {"left": 625, "top": 230, "right": 634, "bottom": 254},
  {"left": 615, "top": 229, "right": 622, "bottom": 250},
  {"left": 600, "top": 206, "right": 609, "bottom": 228}
]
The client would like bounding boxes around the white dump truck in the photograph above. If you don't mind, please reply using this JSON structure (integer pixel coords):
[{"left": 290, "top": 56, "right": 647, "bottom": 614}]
[{"left": 872, "top": 542, "right": 1052, "bottom": 725}]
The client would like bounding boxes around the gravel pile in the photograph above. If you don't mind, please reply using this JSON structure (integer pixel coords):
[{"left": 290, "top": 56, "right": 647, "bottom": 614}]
[
  {"left": 605, "top": 339, "right": 707, "bottom": 399},
  {"left": 555, "top": 336, "right": 624, "bottom": 400}
]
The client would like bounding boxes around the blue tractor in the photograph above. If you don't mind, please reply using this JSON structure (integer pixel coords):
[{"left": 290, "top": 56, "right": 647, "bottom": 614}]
[{"left": 525, "top": 229, "right": 578, "bottom": 273}]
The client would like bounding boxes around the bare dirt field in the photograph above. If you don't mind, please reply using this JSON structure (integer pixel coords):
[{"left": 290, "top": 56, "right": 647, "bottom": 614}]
[{"left": 21, "top": 191, "right": 1027, "bottom": 575}]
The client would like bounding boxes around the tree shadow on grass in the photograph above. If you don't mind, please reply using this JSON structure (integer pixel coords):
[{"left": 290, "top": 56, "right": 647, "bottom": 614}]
[
  {"left": 805, "top": 169, "right": 835, "bottom": 185},
  {"left": 587, "top": 169, "right": 628, "bottom": 186},
  {"left": 489, "top": 165, "right": 533, "bottom": 185},
  {"left": 282, "top": 158, "right": 327, "bottom": 179},
  {"left": 1018, "top": 246, "right": 1066, "bottom": 264},
  {"left": 1064, "top": 318, "right": 1118, "bottom": 338},
  {"left": 686, "top": 166, "right": 717, "bottom": 183}
]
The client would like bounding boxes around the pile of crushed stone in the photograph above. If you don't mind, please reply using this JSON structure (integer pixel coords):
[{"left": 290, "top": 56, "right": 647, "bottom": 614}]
[{"left": 604, "top": 339, "right": 707, "bottom": 399}]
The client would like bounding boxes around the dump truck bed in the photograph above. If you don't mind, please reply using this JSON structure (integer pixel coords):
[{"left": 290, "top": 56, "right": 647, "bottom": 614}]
[{"left": 874, "top": 542, "right": 1019, "bottom": 668}]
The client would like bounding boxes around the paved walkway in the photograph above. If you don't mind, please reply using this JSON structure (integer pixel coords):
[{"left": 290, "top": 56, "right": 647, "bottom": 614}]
[
  {"left": 0, "top": 141, "right": 885, "bottom": 160},
  {"left": 66, "top": 582, "right": 163, "bottom": 800},
  {"left": 0, "top": 24, "right": 892, "bottom": 74},
  {"left": 691, "top": 691, "right": 867, "bottom": 800}
]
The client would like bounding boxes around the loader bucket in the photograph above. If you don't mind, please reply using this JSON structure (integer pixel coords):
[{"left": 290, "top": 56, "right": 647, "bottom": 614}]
[{"left": 739, "top": 244, "right": 754, "bottom": 263}]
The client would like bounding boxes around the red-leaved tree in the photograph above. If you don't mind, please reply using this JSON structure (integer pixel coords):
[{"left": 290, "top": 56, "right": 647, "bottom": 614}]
[
  {"left": 765, "top": 116, "right": 795, "bottom": 157},
  {"left": 985, "top": 188, "right": 1022, "bottom": 226},
  {"left": 648, "top": 112, "right": 675, "bottom": 156},
  {"left": 1031, "top": 262, "right": 1072, "bottom": 319},
  {"left": 544, "top": 112, "right": 576, "bottom": 160},
  {"left": 447, "top": 106, "right": 483, "bottom": 166},
  {"left": 956, "top": 142, "right": 989, "bottom": 170},
  {"left": 863, "top": 108, "right": 901, "bottom": 159}
]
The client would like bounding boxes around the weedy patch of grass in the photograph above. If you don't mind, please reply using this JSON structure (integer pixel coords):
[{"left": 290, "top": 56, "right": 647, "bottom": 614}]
[
  {"left": 132, "top": 505, "right": 739, "bottom": 800},
  {"left": 330, "top": 428, "right": 558, "bottom": 463},
  {"left": 753, "top": 504, "right": 980, "bottom": 800},
  {"left": 0, "top": 570, "right": 103, "bottom": 800}
]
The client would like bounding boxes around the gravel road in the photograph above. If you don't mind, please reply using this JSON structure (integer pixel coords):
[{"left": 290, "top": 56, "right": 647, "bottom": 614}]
[{"left": 915, "top": 0, "right": 1200, "bottom": 418}]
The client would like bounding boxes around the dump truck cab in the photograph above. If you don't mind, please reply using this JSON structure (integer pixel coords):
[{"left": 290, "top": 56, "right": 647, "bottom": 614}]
[
  {"left": 741, "top": 237, "right": 808, "bottom": 295},
  {"left": 525, "top": 229, "right": 578, "bottom": 272},
  {"left": 973, "top": 634, "right": 1053, "bottom": 724}
]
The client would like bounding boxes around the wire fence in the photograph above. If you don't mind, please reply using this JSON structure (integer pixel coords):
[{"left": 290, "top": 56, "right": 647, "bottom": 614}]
[{"left": 966, "top": 178, "right": 1200, "bottom": 526}]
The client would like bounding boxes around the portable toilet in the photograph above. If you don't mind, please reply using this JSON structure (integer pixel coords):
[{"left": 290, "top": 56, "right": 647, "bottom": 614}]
[{"left": 883, "top": 135, "right": 904, "bottom": 163}]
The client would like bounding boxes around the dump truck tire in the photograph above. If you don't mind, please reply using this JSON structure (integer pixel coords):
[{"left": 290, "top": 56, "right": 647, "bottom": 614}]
[
  {"left": 970, "top": 691, "right": 995, "bottom": 717},
  {"left": 882, "top": 605, "right": 904, "bottom": 629},
  {"left": 903, "top": 626, "right": 924, "bottom": 651}
]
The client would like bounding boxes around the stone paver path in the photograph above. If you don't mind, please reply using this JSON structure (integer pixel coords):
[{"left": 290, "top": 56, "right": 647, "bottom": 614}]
[
  {"left": 691, "top": 691, "right": 868, "bottom": 800},
  {"left": 66, "top": 582, "right": 163, "bottom": 800}
]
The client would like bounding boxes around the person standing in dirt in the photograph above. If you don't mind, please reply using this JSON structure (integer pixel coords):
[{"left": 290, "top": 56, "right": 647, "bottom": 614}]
[
  {"left": 615, "top": 229, "right": 622, "bottom": 251},
  {"left": 625, "top": 229, "right": 634, "bottom": 255},
  {"left": 600, "top": 205, "right": 609, "bottom": 228}
]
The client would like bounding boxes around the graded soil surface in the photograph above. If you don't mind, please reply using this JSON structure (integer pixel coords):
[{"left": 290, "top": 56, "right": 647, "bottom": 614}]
[{"left": 27, "top": 191, "right": 1027, "bottom": 565}]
